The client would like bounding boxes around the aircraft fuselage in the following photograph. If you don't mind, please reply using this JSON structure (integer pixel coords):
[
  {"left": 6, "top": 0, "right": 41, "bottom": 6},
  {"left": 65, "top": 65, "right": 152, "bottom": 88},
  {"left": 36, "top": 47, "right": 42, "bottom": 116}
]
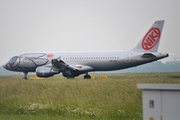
[{"left": 4, "top": 51, "right": 168, "bottom": 73}]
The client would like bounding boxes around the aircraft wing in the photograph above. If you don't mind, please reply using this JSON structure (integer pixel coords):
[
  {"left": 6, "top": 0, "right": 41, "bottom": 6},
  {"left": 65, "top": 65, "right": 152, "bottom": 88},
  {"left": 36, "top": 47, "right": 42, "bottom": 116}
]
[{"left": 51, "top": 58, "right": 93, "bottom": 72}]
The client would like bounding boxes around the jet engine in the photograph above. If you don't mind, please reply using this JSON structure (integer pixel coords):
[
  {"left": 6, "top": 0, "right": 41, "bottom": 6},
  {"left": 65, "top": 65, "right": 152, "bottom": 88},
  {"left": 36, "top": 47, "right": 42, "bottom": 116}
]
[{"left": 36, "top": 66, "right": 59, "bottom": 78}]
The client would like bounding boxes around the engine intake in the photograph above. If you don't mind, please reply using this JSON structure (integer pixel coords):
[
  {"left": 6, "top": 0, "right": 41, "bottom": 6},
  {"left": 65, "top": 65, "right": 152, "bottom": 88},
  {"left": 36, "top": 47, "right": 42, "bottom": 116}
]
[{"left": 36, "top": 66, "right": 59, "bottom": 78}]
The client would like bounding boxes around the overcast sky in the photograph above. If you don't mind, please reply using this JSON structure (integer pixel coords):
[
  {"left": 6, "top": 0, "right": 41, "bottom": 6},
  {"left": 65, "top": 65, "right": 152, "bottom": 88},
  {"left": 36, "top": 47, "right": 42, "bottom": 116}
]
[{"left": 0, "top": 0, "right": 179, "bottom": 64}]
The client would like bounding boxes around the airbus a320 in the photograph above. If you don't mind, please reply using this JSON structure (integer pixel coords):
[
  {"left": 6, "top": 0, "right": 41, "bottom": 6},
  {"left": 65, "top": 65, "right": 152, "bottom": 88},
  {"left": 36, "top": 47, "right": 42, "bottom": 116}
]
[{"left": 3, "top": 20, "right": 169, "bottom": 79}]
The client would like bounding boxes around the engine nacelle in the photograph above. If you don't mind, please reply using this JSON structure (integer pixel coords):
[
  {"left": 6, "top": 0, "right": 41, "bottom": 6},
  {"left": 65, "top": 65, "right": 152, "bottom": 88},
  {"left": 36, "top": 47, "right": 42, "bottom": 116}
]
[{"left": 36, "top": 66, "right": 59, "bottom": 78}]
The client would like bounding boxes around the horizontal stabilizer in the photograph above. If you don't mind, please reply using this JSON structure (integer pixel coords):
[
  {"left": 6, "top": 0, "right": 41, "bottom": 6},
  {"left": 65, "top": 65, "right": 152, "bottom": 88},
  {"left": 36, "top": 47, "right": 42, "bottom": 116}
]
[{"left": 141, "top": 53, "right": 156, "bottom": 58}]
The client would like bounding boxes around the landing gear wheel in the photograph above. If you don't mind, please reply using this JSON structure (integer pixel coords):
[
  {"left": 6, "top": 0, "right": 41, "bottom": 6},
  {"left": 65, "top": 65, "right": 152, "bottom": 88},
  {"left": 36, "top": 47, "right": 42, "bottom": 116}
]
[
  {"left": 67, "top": 77, "right": 74, "bottom": 79},
  {"left": 84, "top": 75, "right": 91, "bottom": 79},
  {"left": 23, "top": 77, "right": 28, "bottom": 80}
]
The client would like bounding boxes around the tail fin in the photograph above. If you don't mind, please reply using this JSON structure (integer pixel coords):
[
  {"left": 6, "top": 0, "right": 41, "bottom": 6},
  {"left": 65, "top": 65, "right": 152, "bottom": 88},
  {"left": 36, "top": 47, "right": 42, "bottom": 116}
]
[{"left": 132, "top": 20, "right": 165, "bottom": 52}]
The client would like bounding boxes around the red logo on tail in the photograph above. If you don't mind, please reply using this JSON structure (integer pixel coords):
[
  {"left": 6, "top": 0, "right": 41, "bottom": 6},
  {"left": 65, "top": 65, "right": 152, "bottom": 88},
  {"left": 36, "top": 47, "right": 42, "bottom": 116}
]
[{"left": 142, "top": 27, "right": 161, "bottom": 50}]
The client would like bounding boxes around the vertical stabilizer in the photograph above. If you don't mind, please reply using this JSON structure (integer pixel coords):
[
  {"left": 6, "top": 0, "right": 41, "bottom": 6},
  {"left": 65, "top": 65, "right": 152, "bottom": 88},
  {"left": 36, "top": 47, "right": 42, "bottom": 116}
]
[{"left": 132, "top": 20, "right": 165, "bottom": 52}]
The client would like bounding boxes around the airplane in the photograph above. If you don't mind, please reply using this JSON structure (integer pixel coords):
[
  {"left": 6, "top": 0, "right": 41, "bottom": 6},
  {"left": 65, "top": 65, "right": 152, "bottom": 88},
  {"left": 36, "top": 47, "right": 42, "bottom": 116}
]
[{"left": 3, "top": 20, "right": 169, "bottom": 79}]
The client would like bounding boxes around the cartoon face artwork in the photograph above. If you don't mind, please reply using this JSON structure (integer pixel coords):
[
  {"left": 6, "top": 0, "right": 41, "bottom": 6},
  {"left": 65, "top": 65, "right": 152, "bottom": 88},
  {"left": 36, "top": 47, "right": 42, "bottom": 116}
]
[
  {"left": 7, "top": 56, "right": 20, "bottom": 69},
  {"left": 19, "top": 53, "right": 49, "bottom": 66},
  {"left": 4, "top": 53, "right": 51, "bottom": 72}
]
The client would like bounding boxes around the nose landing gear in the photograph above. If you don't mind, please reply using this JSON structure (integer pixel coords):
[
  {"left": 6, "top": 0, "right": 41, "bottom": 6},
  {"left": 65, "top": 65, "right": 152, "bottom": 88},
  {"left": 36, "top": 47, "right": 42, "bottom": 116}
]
[{"left": 23, "top": 71, "right": 28, "bottom": 80}]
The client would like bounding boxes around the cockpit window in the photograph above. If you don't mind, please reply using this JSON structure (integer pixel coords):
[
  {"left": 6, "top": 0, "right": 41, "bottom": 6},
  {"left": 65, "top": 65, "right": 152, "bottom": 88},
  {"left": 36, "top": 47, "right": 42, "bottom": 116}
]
[{"left": 9, "top": 56, "right": 18, "bottom": 65}]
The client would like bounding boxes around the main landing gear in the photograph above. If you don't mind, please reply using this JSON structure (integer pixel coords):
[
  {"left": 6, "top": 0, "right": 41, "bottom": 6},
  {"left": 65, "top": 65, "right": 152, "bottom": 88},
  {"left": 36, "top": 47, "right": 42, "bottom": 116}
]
[
  {"left": 84, "top": 73, "right": 91, "bottom": 79},
  {"left": 67, "top": 77, "right": 74, "bottom": 79},
  {"left": 23, "top": 71, "right": 28, "bottom": 80}
]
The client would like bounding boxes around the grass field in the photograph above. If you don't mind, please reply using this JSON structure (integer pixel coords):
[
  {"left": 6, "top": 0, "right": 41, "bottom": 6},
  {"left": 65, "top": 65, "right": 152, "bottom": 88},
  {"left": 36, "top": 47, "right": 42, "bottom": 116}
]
[{"left": 0, "top": 72, "right": 180, "bottom": 120}]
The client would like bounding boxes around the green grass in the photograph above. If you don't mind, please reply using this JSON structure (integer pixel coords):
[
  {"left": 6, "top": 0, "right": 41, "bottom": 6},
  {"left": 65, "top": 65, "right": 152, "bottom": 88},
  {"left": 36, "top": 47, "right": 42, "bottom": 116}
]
[{"left": 0, "top": 72, "right": 180, "bottom": 120}]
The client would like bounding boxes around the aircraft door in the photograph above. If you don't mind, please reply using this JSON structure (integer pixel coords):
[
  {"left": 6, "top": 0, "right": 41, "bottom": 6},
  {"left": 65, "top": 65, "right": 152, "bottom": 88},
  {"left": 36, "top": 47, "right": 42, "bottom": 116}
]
[
  {"left": 125, "top": 53, "right": 131, "bottom": 63},
  {"left": 19, "top": 55, "right": 25, "bottom": 65}
]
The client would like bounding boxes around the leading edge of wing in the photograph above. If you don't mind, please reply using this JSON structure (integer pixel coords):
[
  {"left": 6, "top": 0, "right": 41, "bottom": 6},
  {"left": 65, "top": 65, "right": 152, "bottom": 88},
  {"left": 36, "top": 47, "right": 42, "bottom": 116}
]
[{"left": 51, "top": 59, "right": 94, "bottom": 72}]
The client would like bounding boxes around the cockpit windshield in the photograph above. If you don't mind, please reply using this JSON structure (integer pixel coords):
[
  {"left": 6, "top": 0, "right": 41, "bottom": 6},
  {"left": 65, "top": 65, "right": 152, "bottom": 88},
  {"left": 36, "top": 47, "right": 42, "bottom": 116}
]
[{"left": 8, "top": 56, "right": 18, "bottom": 65}]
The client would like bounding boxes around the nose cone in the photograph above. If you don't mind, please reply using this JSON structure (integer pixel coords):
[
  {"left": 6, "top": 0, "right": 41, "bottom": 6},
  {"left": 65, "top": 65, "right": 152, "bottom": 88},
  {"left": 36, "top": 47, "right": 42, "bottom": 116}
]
[
  {"left": 3, "top": 63, "right": 8, "bottom": 70},
  {"left": 166, "top": 53, "right": 169, "bottom": 57}
]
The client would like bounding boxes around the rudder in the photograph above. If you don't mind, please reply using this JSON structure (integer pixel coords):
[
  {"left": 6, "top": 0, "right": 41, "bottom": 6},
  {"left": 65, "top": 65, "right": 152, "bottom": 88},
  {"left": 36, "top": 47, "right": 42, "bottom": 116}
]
[{"left": 132, "top": 20, "right": 165, "bottom": 52}]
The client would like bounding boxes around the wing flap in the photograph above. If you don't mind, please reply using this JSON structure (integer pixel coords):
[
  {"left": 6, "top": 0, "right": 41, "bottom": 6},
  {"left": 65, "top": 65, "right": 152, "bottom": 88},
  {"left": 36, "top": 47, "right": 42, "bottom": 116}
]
[
  {"left": 52, "top": 59, "right": 76, "bottom": 70},
  {"left": 51, "top": 59, "right": 93, "bottom": 72}
]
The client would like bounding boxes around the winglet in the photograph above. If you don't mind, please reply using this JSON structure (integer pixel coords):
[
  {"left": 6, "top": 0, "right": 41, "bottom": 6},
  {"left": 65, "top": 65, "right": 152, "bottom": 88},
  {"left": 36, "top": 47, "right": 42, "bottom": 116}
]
[{"left": 132, "top": 20, "right": 165, "bottom": 52}]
